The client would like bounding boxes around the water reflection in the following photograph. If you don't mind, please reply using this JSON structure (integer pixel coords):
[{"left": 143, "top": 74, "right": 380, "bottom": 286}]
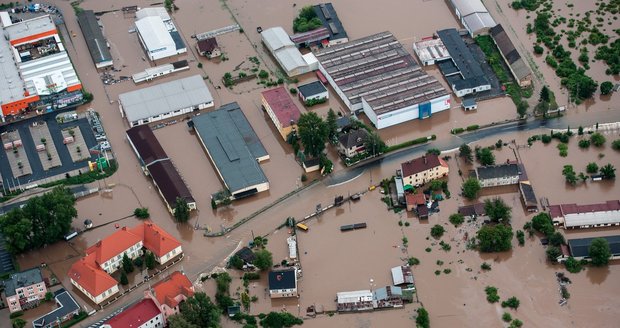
[{"left": 586, "top": 265, "right": 611, "bottom": 285}]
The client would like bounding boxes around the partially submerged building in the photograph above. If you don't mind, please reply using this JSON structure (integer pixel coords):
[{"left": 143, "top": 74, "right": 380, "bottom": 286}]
[
  {"left": 3, "top": 267, "right": 47, "bottom": 313},
  {"left": 191, "top": 102, "right": 270, "bottom": 199},
  {"left": 144, "top": 271, "right": 194, "bottom": 321},
  {"left": 290, "top": 27, "right": 330, "bottom": 47},
  {"left": 135, "top": 7, "right": 186, "bottom": 61},
  {"left": 315, "top": 32, "right": 450, "bottom": 129},
  {"left": 401, "top": 154, "right": 449, "bottom": 187},
  {"left": 446, "top": 0, "right": 497, "bottom": 37},
  {"left": 475, "top": 163, "right": 520, "bottom": 187},
  {"left": 519, "top": 181, "right": 538, "bottom": 212},
  {"left": 312, "top": 3, "right": 348, "bottom": 45},
  {"left": 567, "top": 235, "right": 620, "bottom": 260},
  {"left": 489, "top": 24, "right": 532, "bottom": 88},
  {"left": 77, "top": 10, "right": 113, "bottom": 68},
  {"left": 119, "top": 75, "right": 214, "bottom": 127},
  {"left": 458, "top": 203, "right": 486, "bottom": 219},
  {"left": 268, "top": 268, "right": 298, "bottom": 298},
  {"left": 412, "top": 37, "right": 450, "bottom": 66},
  {"left": 0, "top": 15, "right": 83, "bottom": 120},
  {"left": 196, "top": 37, "right": 221, "bottom": 59},
  {"left": 337, "top": 129, "right": 369, "bottom": 158},
  {"left": 437, "top": 28, "right": 491, "bottom": 98},
  {"left": 336, "top": 290, "right": 374, "bottom": 312},
  {"left": 261, "top": 27, "right": 312, "bottom": 77},
  {"left": 261, "top": 86, "right": 301, "bottom": 140},
  {"left": 549, "top": 200, "right": 620, "bottom": 229},
  {"left": 132, "top": 60, "right": 189, "bottom": 84},
  {"left": 126, "top": 125, "right": 196, "bottom": 213},
  {"left": 32, "top": 289, "right": 80, "bottom": 328},
  {"left": 391, "top": 265, "right": 414, "bottom": 286},
  {"left": 297, "top": 80, "right": 328, "bottom": 102}
]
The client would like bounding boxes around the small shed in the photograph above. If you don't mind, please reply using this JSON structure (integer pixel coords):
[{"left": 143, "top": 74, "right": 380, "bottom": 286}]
[
  {"left": 391, "top": 265, "right": 414, "bottom": 285},
  {"left": 196, "top": 37, "right": 221, "bottom": 59},
  {"left": 303, "top": 158, "right": 320, "bottom": 173},
  {"left": 298, "top": 81, "right": 328, "bottom": 102},
  {"left": 417, "top": 205, "right": 429, "bottom": 219},
  {"left": 462, "top": 98, "right": 477, "bottom": 111}
]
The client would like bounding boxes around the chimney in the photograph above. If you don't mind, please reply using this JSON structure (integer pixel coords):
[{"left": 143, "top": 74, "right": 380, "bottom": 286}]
[{"left": 423, "top": 155, "right": 427, "bottom": 164}]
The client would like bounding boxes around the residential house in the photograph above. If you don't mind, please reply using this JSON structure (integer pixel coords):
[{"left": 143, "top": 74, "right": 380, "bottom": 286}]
[
  {"left": 475, "top": 163, "right": 520, "bottom": 187},
  {"left": 196, "top": 37, "right": 221, "bottom": 59},
  {"left": 101, "top": 298, "right": 165, "bottom": 328},
  {"left": 68, "top": 253, "right": 120, "bottom": 304},
  {"left": 401, "top": 154, "right": 449, "bottom": 187},
  {"left": 145, "top": 271, "right": 194, "bottom": 320},
  {"left": 261, "top": 87, "right": 301, "bottom": 140},
  {"left": 458, "top": 203, "right": 486, "bottom": 219},
  {"left": 3, "top": 267, "right": 47, "bottom": 313},
  {"left": 337, "top": 129, "right": 368, "bottom": 158},
  {"left": 86, "top": 227, "right": 144, "bottom": 274},
  {"left": 405, "top": 193, "right": 426, "bottom": 213},
  {"left": 268, "top": 268, "right": 298, "bottom": 298},
  {"left": 32, "top": 289, "right": 80, "bottom": 328}
]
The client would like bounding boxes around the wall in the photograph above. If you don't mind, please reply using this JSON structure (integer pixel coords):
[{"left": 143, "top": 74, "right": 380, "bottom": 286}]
[
  {"left": 100, "top": 241, "right": 143, "bottom": 273},
  {"left": 156, "top": 246, "right": 183, "bottom": 265}
]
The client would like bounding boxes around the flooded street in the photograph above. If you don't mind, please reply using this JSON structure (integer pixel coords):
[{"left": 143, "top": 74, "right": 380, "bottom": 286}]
[{"left": 5, "top": 0, "right": 619, "bottom": 326}]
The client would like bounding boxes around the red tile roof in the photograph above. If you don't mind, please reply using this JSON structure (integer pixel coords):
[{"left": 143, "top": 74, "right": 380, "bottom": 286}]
[
  {"left": 261, "top": 87, "right": 301, "bottom": 128},
  {"left": 86, "top": 227, "right": 142, "bottom": 264},
  {"left": 68, "top": 253, "right": 118, "bottom": 297},
  {"left": 104, "top": 298, "right": 162, "bottom": 327},
  {"left": 406, "top": 193, "right": 426, "bottom": 206},
  {"left": 131, "top": 222, "right": 181, "bottom": 258},
  {"left": 548, "top": 200, "right": 620, "bottom": 219},
  {"left": 197, "top": 37, "right": 219, "bottom": 53},
  {"left": 401, "top": 154, "right": 445, "bottom": 177},
  {"left": 152, "top": 271, "right": 194, "bottom": 308}
]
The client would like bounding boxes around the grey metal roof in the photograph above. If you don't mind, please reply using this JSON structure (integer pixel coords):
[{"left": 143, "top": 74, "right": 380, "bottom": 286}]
[
  {"left": 4, "top": 267, "right": 44, "bottom": 296},
  {"left": 76, "top": 10, "right": 112, "bottom": 66},
  {"left": 519, "top": 182, "right": 537, "bottom": 207},
  {"left": 32, "top": 289, "right": 80, "bottom": 328},
  {"left": 261, "top": 27, "right": 294, "bottom": 52},
  {"left": 462, "top": 98, "right": 477, "bottom": 107},
  {"left": 373, "top": 285, "right": 403, "bottom": 301},
  {"left": 448, "top": 0, "right": 489, "bottom": 17},
  {"left": 192, "top": 102, "right": 268, "bottom": 194},
  {"left": 476, "top": 163, "right": 520, "bottom": 180},
  {"left": 119, "top": 75, "right": 213, "bottom": 123},
  {"left": 462, "top": 12, "right": 496, "bottom": 35},
  {"left": 437, "top": 28, "right": 489, "bottom": 91},
  {"left": 275, "top": 47, "right": 308, "bottom": 72},
  {"left": 298, "top": 81, "right": 327, "bottom": 98},
  {"left": 0, "top": 26, "right": 25, "bottom": 107},
  {"left": 313, "top": 3, "right": 348, "bottom": 41},
  {"left": 568, "top": 236, "right": 620, "bottom": 258}
]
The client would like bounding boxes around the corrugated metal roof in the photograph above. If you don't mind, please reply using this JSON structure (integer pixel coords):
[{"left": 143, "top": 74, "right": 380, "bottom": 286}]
[
  {"left": 77, "top": 10, "right": 113, "bottom": 66},
  {"left": 261, "top": 27, "right": 294, "bottom": 51},
  {"left": 462, "top": 12, "right": 496, "bottom": 35},
  {"left": 135, "top": 16, "right": 175, "bottom": 52},
  {"left": 136, "top": 7, "right": 170, "bottom": 21},
  {"left": 449, "top": 0, "right": 489, "bottom": 17}
]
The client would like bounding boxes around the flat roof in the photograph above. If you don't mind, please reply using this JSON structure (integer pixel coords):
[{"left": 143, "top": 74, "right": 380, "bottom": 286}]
[
  {"left": 297, "top": 80, "right": 327, "bottom": 98},
  {"left": 192, "top": 102, "right": 269, "bottom": 194},
  {"left": 313, "top": 3, "right": 348, "bottom": 41},
  {"left": 315, "top": 31, "right": 448, "bottom": 115},
  {"left": 437, "top": 28, "right": 489, "bottom": 90},
  {"left": 261, "top": 86, "right": 301, "bottom": 128},
  {"left": 0, "top": 26, "right": 26, "bottom": 106},
  {"left": 33, "top": 289, "right": 80, "bottom": 327},
  {"left": 568, "top": 235, "right": 620, "bottom": 258},
  {"left": 19, "top": 52, "right": 81, "bottom": 95},
  {"left": 135, "top": 16, "right": 175, "bottom": 51},
  {"left": 119, "top": 75, "right": 213, "bottom": 123},
  {"left": 268, "top": 268, "right": 296, "bottom": 290},
  {"left": 4, "top": 14, "right": 55, "bottom": 42},
  {"left": 476, "top": 163, "right": 520, "bottom": 180},
  {"left": 413, "top": 38, "right": 451, "bottom": 63},
  {"left": 337, "top": 290, "right": 373, "bottom": 303},
  {"left": 77, "top": 10, "right": 112, "bottom": 66}
]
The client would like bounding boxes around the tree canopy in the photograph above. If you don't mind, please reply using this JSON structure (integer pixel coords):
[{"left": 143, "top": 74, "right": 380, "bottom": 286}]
[
  {"left": 462, "top": 178, "right": 481, "bottom": 200},
  {"left": 0, "top": 187, "right": 76, "bottom": 254},
  {"left": 600, "top": 81, "right": 614, "bottom": 95},
  {"left": 260, "top": 311, "right": 303, "bottom": 328},
  {"left": 174, "top": 198, "right": 191, "bottom": 222},
  {"left": 459, "top": 144, "right": 473, "bottom": 162},
  {"left": 177, "top": 292, "right": 220, "bottom": 328},
  {"left": 484, "top": 198, "right": 512, "bottom": 223},
  {"left": 476, "top": 224, "right": 513, "bottom": 252},
  {"left": 416, "top": 307, "right": 430, "bottom": 328},
  {"left": 531, "top": 212, "right": 555, "bottom": 236},
  {"left": 254, "top": 249, "right": 273, "bottom": 270},
  {"left": 600, "top": 164, "right": 616, "bottom": 179},
  {"left": 589, "top": 238, "right": 612, "bottom": 266},
  {"left": 326, "top": 109, "right": 338, "bottom": 143},
  {"left": 297, "top": 112, "right": 328, "bottom": 158},
  {"left": 477, "top": 147, "right": 496, "bottom": 166},
  {"left": 292, "top": 6, "right": 322, "bottom": 33}
]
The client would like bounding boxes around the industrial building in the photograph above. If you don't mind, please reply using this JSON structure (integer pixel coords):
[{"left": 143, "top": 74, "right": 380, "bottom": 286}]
[
  {"left": 567, "top": 235, "right": 620, "bottom": 260},
  {"left": 261, "top": 27, "right": 313, "bottom": 77},
  {"left": 313, "top": 3, "right": 348, "bottom": 45},
  {"left": 126, "top": 125, "right": 196, "bottom": 213},
  {"left": 134, "top": 7, "right": 186, "bottom": 61},
  {"left": 412, "top": 37, "right": 450, "bottom": 66},
  {"left": 118, "top": 75, "right": 214, "bottom": 127},
  {"left": 437, "top": 28, "right": 491, "bottom": 98},
  {"left": 297, "top": 80, "right": 328, "bottom": 102},
  {"left": 261, "top": 86, "right": 301, "bottom": 140},
  {"left": 191, "top": 102, "right": 270, "bottom": 200},
  {"left": 549, "top": 200, "right": 620, "bottom": 229},
  {"left": 77, "top": 10, "right": 113, "bottom": 68},
  {"left": 268, "top": 268, "right": 298, "bottom": 298},
  {"left": 0, "top": 15, "right": 83, "bottom": 121},
  {"left": 290, "top": 27, "right": 330, "bottom": 47},
  {"left": 315, "top": 32, "right": 450, "bottom": 129},
  {"left": 489, "top": 24, "right": 533, "bottom": 88},
  {"left": 446, "top": 0, "right": 497, "bottom": 36}
]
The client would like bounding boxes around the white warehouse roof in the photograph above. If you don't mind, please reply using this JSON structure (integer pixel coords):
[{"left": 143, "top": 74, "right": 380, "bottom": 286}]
[
  {"left": 336, "top": 290, "right": 373, "bottom": 304},
  {"left": 261, "top": 27, "right": 294, "bottom": 51},
  {"left": 277, "top": 47, "right": 308, "bottom": 72},
  {"left": 119, "top": 75, "right": 213, "bottom": 123},
  {"left": 135, "top": 16, "right": 175, "bottom": 53},
  {"left": 449, "top": 0, "right": 488, "bottom": 17},
  {"left": 564, "top": 212, "right": 620, "bottom": 228},
  {"left": 135, "top": 7, "right": 170, "bottom": 21}
]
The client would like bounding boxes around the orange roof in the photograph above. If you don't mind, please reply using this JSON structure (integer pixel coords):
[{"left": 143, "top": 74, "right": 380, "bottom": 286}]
[
  {"left": 406, "top": 193, "right": 426, "bottom": 206},
  {"left": 68, "top": 253, "right": 117, "bottom": 297},
  {"left": 132, "top": 222, "right": 181, "bottom": 257},
  {"left": 86, "top": 227, "right": 143, "bottom": 264},
  {"left": 152, "top": 271, "right": 194, "bottom": 308}
]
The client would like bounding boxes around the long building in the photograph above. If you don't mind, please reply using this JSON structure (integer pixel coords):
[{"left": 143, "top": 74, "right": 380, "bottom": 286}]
[
  {"left": 475, "top": 163, "right": 520, "bottom": 187},
  {"left": 315, "top": 32, "right": 450, "bottom": 129},
  {"left": 135, "top": 7, "right": 186, "bottom": 61},
  {"left": 549, "top": 200, "right": 620, "bottom": 229},
  {"left": 261, "top": 86, "right": 301, "bottom": 140},
  {"left": 489, "top": 24, "right": 532, "bottom": 88},
  {"left": 77, "top": 10, "right": 113, "bottom": 68},
  {"left": 446, "top": 0, "right": 497, "bottom": 36},
  {"left": 126, "top": 125, "right": 196, "bottom": 213},
  {"left": 313, "top": 3, "right": 348, "bottom": 45},
  {"left": 102, "top": 298, "right": 165, "bottom": 328},
  {"left": 191, "top": 102, "right": 270, "bottom": 200},
  {"left": 32, "top": 289, "right": 80, "bottom": 328},
  {"left": 261, "top": 27, "right": 312, "bottom": 77},
  {"left": 118, "top": 75, "right": 214, "bottom": 127},
  {"left": 0, "top": 14, "right": 82, "bottom": 121},
  {"left": 567, "top": 235, "right": 620, "bottom": 260}
]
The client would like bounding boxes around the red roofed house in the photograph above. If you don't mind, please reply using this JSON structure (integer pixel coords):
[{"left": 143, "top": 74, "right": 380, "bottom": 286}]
[
  {"left": 101, "top": 298, "right": 165, "bottom": 328},
  {"left": 401, "top": 154, "right": 449, "bottom": 187},
  {"left": 405, "top": 193, "right": 426, "bottom": 212},
  {"left": 144, "top": 271, "right": 194, "bottom": 320},
  {"left": 69, "top": 222, "right": 182, "bottom": 305},
  {"left": 196, "top": 37, "right": 221, "bottom": 59},
  {"left": 261, "top": 86, "right": 302, "bottom": 140}
]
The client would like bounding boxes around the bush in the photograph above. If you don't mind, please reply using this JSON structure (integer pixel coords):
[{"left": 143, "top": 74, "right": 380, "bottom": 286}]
[
  {"left": 258, "top": 70, "right": 269, "bottom": 79},
  {"left": 408, "top": 257, "right": 420, "bottom": 266},
  {"left": 510, "top": 319, "right": 524, "bottom": 328},
  {"left": 516, "top": 230, "right": 525, "bottom": 246},
  {"left": 485, "top": 286, "right": 500, "bottom": 303},
  {"left": 430, "top": 224, "right": 445, "bottom": 238},
  {"left": 416, "top": 307, "right": 430, "bottom": 328},
  {"left": 546, "top": 246, "right": 562, "bottom": 262},
  {"left": 578, "top": 139, "right": 591, "bottom": 148},
  {"left": 243, "top": 272, "right": 261, "bottom": 280},
  {"left": 531, "top": 212, "right": 555, "bottom": 236},
  {"left": 9, "top": 311, "right": 24, "bottom": 319},
  {"left": 501, "top": 297, "right": 520, "bottom": 309},
  {"left": 586, "top": 162, "right": 599, "bottom": 173},
  {"left": 466, "top": 124, "right": 480, "bottom": 131},
  {"left": 133, "top": 257, "right": 143, "bottom": 268},
  {"left": 612, "top": 139, "right": 620, "bottom": 151},
  {"left": 503, "top": 312, "right": 513, "bottom": 322},
  {"left": 541, "top": 134, "right": 552, "bottom": 143},
  {"left": 481, "top": 262, "right": 492, "bottom": 271},
  {"left": 564, "top": 256, "right": 583, "bottom": 273},
  {"left": 590, "top": 133, "right": 606, "bottom": 147},
  {"left": 534, "top": 44, "right": 544, "bottom": 54},
  {"left": 449, "top": 213, "right": 465, "bottom": 227},
  {"left": 133, "top": 207, "right": 150, "bottom": 219},
  {"left": 289, "top": 88, "right": 298, "bottom": 95}
]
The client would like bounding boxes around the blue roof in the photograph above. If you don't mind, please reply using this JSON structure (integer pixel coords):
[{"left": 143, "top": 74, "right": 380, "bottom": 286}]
[{"left": 170, "top": 30, "right": 186, "bottom": 51}]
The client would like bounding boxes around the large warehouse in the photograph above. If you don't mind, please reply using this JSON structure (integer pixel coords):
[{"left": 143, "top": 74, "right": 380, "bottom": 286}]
[
  {"left": 261, "top": 27, "right": 313, "bottom": 77},
  {"left": 549, "top": 200, "right": 620, "bottom": 229},
  {"left": 446, "top": 0, "right": 496, "bottom": 36},
  {"left": 191, "top": 102, "right": 270, "bottom": 200},
  {"left": 135, "top": 7, "right": 186, "bottom": 61},
  {"left": 118, "top": 75, "right": 214, "bottom": 127},
  {"left": 77, "top": 10, "right": 113, "bottom": 68},
  {"left": 315, "top": 31, "right": 450, "bottom": 129}
]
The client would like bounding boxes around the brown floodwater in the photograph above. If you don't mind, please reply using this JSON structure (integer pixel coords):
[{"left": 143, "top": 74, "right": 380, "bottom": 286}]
[{"left": 14, "top": 0, "right": 620, "bottom": 326}]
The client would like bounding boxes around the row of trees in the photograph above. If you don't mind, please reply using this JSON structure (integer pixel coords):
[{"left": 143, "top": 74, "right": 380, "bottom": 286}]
[{"left": 0, "top": 187, "right": 76, "bottom": 254}]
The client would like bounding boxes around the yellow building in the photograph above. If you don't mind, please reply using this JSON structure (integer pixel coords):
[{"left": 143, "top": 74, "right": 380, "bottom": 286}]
[
  {"left": 401, "top": 154, "right": 449, "bottom": 187},
  {"left": 261, "top": 87, "right": 301, "bottom": 140}
]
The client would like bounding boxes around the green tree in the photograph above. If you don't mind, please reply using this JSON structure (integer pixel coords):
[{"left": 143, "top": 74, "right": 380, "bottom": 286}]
[
  {"left": 462, "top": 178, "right": 481, "bottom": 200},
  {"left": 477, "top": 224, "right": 513, "bottom": 252},
  {"left": 120, "top": 271, "right": 128, "bottom": 285},
  {"left": 215, "top": 272, "right": 232, "bottom": 295},
  {"left": 297, "top": 112, "right": 328, "bottom": 158},
  {"left": 145, "top": 251, "right": 156, "bottom": 270},
  {"left": 478, "top": 148, "right": 495, "bottom": 166},
  {"left": 501, "top": 297, "right": 520, "bottom": 309},
  {"left": 326, "top": 108, "right": 338, "bottom": 143},
  {"left": 253, "top": 249, "right": 273, "bottom": 270},
  {"left": 531, "top": 213, "right": 555, "bottom": 236},
  {"left": 485, "top": 286, "right": 500, "bottom": 303},
  {"left": 459, "top": 144, "right": 473, "bottom": 162},
  {"left": 517, "top": 101, "right": 529, "bottom": 118},
  {"left": 426, "top": 148, "right": 441, "bottom": 156},
  {"left": 134, "top": 257, "right": 143, "bottom": 268},
  {"left": 0, "top": 209, "right": 32, "bottom": 253},
  {"left": 484, "top": 198, "right": 512, "bottom": 223},
  {"left": 260, "top": 311, "right": 303, "bottom": 328},
  {"left": 562, "top": 165, "right": 577, "bottom": 185},
  {"left": 539, "top": 85, "right": 551, "bottom": 103},
  {"left": 612, "top": 139, "right": 620, "bottom": 151},
  {"left": 168, "top": 314, "right": 199, "bottom": 328},
  {"left": 546, "top": 245, "right": 562, "bottom": 262},
  {"left": 600, "top": 81, "right": 614, "bottom": 95},
  {"left": 586, "top": 162, "right": 599, "bottom": 174},
  {"left": 589, "top": 238, "right": 612, "bottom": 266},
  {"left": 230, "top": 255, "right": 244, "bottom": 270},
  {"left": 12, "top": 318, "right": 27, "bottom": 328},
  {"left": 164, "top": 0, "right": 174, "bottom": 12},
  {"left": 416, "top": 307, "right": 430, "bottom": 328},
  {"left": 133, "top": 207, "right": 150, "bottom": 219},
  {"left": 502, "top": 312, "right": 512, "bottom": 322},
  {"left": 253, "top": 236, "right": 268, "bottom": 248},
  {"left": 449, "top": 213, "right": 465, "bottom": 227},
  {"left": 174, "top": 197, "right": 191, "bottom": 222},
  {"left": 516, "top": 230, "right": 525, "bottom": 246},
  {"left": 564, "top": 256, "right": 583, "bottom": 273},
  {"left": 258, "top": 70, "right": 269, "bottom": 79},
  {"left": 590, "top": 133, "right": 606, "bottom": 147},
  {"left": 429, "top": 180, "right": 444, "bottom": 191},
  {"left": 600, "top": 164, "right": 616, "bottom": 179},
  {"left": 549, "top": 232, "right": 565, "bottom": 246},
  {"left": 364, "top": 131, "right": 387, "bottom": 156},
  {"left": 178, "top": 292, "right": 221, "bottom": 328},
  {"left": 122, "top": 253, "right": 134, "bottom": 273},
  {"left": 430, "top": 224, "right": 445, "bottom": 238}
]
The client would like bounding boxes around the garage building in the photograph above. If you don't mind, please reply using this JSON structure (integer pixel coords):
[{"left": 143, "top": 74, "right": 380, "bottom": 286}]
[
  {"left": 315, "top": 31, "right": 450, "bottom": 129},
  {"left": 135, "top": 7, "right": 186, "bottom": 61}
]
